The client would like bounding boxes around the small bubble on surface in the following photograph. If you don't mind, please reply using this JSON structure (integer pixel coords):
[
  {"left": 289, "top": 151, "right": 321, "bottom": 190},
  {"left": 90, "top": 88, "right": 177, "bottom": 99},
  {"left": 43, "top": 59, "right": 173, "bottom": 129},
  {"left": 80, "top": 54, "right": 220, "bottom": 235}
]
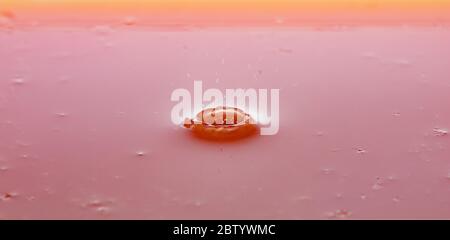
[
  {"left": 360, "top": 194, "right": 367, "bottom": 200},
  {"left": 136, "top": 151, "right": 146, "bottom": 157},
  {"left": 433, "top": 127, "right": 448, "bottom": 136},
  {"left": 56, "top": 112, "right": 68, "bottom": 118},
  {"left": 27, "top": 196, "right": 36, "bottom": 201},
  {"left": 355, "top": 147, "right": 367, "bottom": 154},
  {"left": 314, "top": 131, "right": 325, "bottom": 137},
  {"left": 321, "top": 168, "right": 334, "bottom": 175},
  {"left": 372, "top": 177, "right": 385, "bottom": 190},
  {"left": 82, "top": 197, "right": 114, "bottom": 215},
  {"left": 392, "top": 112, "right": 401, "bottom": 117},
  {"left": 85, "top": 198, "right": 113, "bottom": 208},
  {"left": 326, "top": 209, "right": 352, "bottom": 219},
  {"left": 1, "top": 192, "right": 18, "bottom": 201},
  {"left": 95, "top": 206, "right": 112, "bottom": 215}
]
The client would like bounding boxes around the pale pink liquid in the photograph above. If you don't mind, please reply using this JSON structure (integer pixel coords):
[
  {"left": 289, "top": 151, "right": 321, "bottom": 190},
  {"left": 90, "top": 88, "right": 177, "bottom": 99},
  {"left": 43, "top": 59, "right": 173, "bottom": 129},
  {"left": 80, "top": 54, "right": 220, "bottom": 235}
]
[{"left": 1, "top": 24, "right": 450, "bottom": 219}]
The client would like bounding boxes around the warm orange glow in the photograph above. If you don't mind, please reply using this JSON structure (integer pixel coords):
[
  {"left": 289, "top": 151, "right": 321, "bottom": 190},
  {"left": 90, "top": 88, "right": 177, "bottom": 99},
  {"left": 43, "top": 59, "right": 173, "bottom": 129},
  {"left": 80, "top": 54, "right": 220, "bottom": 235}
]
[
  {"left": 2, "top": 0, "right": 450, "bottom": 25},
  {"left": 4, "top": 0, "right": 450, "bottom": 11}
]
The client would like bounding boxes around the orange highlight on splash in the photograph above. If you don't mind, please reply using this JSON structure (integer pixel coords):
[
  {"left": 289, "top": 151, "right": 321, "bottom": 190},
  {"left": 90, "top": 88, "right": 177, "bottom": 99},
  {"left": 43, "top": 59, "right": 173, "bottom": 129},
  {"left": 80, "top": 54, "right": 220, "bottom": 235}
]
[{"left": 184, "top": 107, "right": 259, "bottom": 141}]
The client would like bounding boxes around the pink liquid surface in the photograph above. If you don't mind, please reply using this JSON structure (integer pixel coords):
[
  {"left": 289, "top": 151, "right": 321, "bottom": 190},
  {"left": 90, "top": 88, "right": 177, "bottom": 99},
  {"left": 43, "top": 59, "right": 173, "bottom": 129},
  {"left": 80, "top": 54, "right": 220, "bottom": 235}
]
[{"left": 1, "top": 23, "right": 450, "bottom": 219}]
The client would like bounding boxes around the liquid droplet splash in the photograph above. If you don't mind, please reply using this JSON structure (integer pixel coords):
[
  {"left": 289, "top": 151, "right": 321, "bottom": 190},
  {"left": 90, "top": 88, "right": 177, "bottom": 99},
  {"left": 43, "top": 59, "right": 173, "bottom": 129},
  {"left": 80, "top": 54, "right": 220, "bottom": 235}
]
[{"left": 183, "top": 106, "right": 259, "bottom": 141}]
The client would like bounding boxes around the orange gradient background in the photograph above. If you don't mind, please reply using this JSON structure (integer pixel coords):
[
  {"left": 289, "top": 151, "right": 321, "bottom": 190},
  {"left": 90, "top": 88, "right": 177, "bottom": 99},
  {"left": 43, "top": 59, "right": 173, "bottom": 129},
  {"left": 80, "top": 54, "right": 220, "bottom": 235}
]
[{"left": 2, "top": 0, "right": 450, "bottom": 26}]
